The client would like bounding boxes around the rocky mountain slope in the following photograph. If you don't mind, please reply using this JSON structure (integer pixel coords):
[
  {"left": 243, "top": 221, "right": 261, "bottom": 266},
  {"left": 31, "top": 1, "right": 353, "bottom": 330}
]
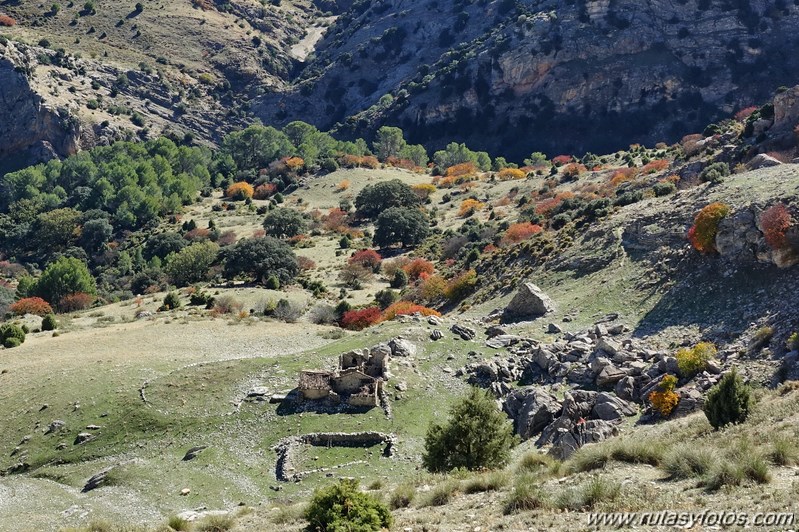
[{"left": 255, "top": 0, "right": 799, "bottom": 159}]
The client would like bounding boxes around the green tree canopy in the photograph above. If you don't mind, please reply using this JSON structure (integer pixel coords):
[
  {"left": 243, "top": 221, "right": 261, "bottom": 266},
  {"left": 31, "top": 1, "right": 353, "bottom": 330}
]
[
  {"left": 223, "top": 237, "right": 298, "bottom": 284},
  {"left": 373, "top": 126, "right": 406, "bottom": 162},
  {"left": 373, "top": 206, "right": 430, "bottom": 248},
  {"left": 164, "top": 241, "right": 219, "bottom": 287},
  {"left": 262, "top": 207, "right": 307, "bottom": 239},
  {"left": 423, "top": 387, "right": 518, "bottom": 472},
  {"left": 35, "top": 256, "right": 97, "bottom": 308},
  {"left": 355, "top": 179, "right": 419, "bottom": 220}
]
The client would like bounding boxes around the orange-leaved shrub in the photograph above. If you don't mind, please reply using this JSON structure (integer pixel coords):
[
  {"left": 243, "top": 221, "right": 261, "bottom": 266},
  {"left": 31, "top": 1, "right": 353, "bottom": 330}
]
[
  {"left": 285, "top": 157, "right": 305, "bottom": 171},
  {"left": 403, "top": 258, "right": 434, "bottom": 281},
  {"left": 760, "top": 203, "right": 792, "bottom": 250},
  {"left": 641, "top": 159, "right": 670, "bottom": 174},
  {"left": 340, "top": 306, "right": 382, "bottom": 330},
  {"left": 254, "top": 183, "right": 277, "bottom": 200},
  {"left": 339, "top": 154, "right": 379, "bottom": 169},
  {"left": 226, "top": 182, "right": 254, "bottom": 201},
  {"left": 498, "top": 168, "right": 526, "bottom": 180},
  {"left": 0, "top": 14, "right": 16, "bottom": 26},
  {"left": 348, "top": 249, "right": 382, "bottom": 271},
  {"left": 501, "top": 222, "right": 543, "bottom": 246},
  {"left": 412, "top": 183, "right": 437, "bottom": 201},
  {"left": 445, "top": 269, "right": 477, "bottom": 302},
  {"left": 445, "top": 162, "right": 478, "bottom": 178},
  {"left": 561, "top": 163, "right": 587, "bottom": 179},
  {"left": 418, "top": 274, "right": 447, "bottom": 303},
  {"left": 336, "top": 179, "right": 350, "bottom": 192},
  {"left": 323, "top": 208, "right": 350, "bottom": 233},
  {"left": 10, "top": 297, "right": 53, "bottom": 316},
  {"left": 382, "top": 301, "right": 441, "bottom": 321},
  {"left": 58, "top": 292, "right": 95, "bottom": 312},
  {"left": 688, "top": 202, "right": 730, "bottom": 253},
  {"left": 458, "top": 199, "right": 484, "bottom": 217},
  {"left": 648, "top": 374, "right": 679, "bottom": 417}
]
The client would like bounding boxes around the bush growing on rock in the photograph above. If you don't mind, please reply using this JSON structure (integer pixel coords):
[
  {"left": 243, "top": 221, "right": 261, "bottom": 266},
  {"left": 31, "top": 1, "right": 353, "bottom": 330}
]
[
  {"left": 760, "top": 203, "right": 793, "bottom": 250},
  {"left": 676, "top": 342, "right": 716, "bottom": 378},
  {"left": 423, "top": 387, "right": 518, "bottom": 472},
  {"left": 704, "top": 369, "right": 752, "bottom": 429},
  {"left": 648, "top": 374, "right": 679, "bottom": 417},
  {"left": 304, "top": 479, "right": 392, "bottom": 532},
  {"left": 688, "top": 203, "right": 730, "bottom": 253}
]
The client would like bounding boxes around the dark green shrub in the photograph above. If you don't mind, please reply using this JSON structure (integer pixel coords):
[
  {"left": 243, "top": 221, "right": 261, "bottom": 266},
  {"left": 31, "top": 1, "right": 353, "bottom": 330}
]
[
  {"left": 390, "top": 269, "right": 408, "bottom": 289},
  {"left": 704, "top": 369, "right": 752, "bottom": 429},
  {"left": 374, "top": 289, "right": 398, "bottom": 309},
  {"left": 304, "top": 479, "right": 392, "bottom": 532},
  {"left": 423, "top": 387, "right": 519, "bottom": 472},
  {"left": 0, "top": 323, "right": 26, "bottom": 348},
  {"left": 265, "top": 275, "right": 280, "bottom": 290},
  {"left": 699, "top": 162, "right": 730, "bottom": 184},
  {"left": 4, "top": 337, "right": 22, "bottom": 349},
  {"left": 189, "top": 291, "right": 215, "bottom": 307},
  {"left": 41, "top": 314, "right": 58, "bottom": 331},
  {"left": 653, "top": 182, "right": 676, "bottom": 196},
  {"left": 161, "top": 291, "right": 181, "bottom": 310}
]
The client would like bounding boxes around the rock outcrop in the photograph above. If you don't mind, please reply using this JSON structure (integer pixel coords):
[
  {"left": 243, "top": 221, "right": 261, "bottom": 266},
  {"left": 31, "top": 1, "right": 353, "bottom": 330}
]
[
  {"left": 0, "top": 45, "right": 80, "bottom": 171},
  {"left": 503, "top": 283, "right": 554, "bottom": 321}
]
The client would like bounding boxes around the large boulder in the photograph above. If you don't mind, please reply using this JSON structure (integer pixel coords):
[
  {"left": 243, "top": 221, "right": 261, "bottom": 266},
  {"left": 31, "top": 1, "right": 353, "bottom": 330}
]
[
  {"left": 747, "top": 153, "right": 783, "bottom": 170},
  {"left": 503, "top": 283, "right": 554, "bottom": 321},
  {"left": 504, "top": 388, "right": 562, "bottom": 440},
  {"left": 388, "top": 337, "right": 416, "bottom": 357}
]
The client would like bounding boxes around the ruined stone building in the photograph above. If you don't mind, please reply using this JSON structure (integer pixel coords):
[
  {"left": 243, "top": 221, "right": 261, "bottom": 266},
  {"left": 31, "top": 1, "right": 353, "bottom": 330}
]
[{"left": 297, "top": 345, "right": 390, "bottom": 407}]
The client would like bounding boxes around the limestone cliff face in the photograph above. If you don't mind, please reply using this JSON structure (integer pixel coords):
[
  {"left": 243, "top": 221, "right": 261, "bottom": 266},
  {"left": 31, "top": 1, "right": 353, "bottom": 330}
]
[
  {"left": 0, "top": 45, "right": 80, "bottom": 172},
  {"left": 255, "top": 0, "right": 799, "bottom": 159}
]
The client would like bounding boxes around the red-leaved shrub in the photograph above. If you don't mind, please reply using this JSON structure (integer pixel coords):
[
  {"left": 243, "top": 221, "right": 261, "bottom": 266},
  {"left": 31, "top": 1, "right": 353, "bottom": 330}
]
[
  {"left": 58, "top": 292, "right": 95, "bottom": 312},
  {"left": 348, "top": 249, "right": 382, "bottom": 271},
  {"left": 254, "top": 183, "right": 277, "bottom": 200},
  {"left": 382, "top": 301, "right": 441, "bottom": 321},
  {"left": 10, "top": 297, "right": 53, "bottom": 316},
  {"left": 501, "top": 222, "right": 543, "bottom": 246},
  {"left": 340, "top": 306, "right": 382, "bottom": 330},
  {"left": 760, "top": 203, "right": 792, "bottom": 250},
  {"left": 0, "top": 14, "right": 17, "bottom": 26}
]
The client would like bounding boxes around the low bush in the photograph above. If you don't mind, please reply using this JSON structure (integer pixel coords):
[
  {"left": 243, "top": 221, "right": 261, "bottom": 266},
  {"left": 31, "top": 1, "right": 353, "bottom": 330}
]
[
  {"left": 189, "top": 291, "right": 215, "bottom": 307},
  {"left": 704, "top": 369, "right": 752, "bottom": 429},
  {"left": 340, "top": 307, "right": 382, "bottom": 330},
  {"left": 382, "top": 301, "right": 440, "bottom": 321},
  {"left": 373, "top": 289, "right": 398, "bottom": 309},
  {"left": 504, "top": 474, "right": 548, "bottom": 514},
  {"left": 688, "top": 202, "right": 730, "bottom": 253},
  {"left": 58, "top": 292, "right": 95, "bottom": 312},
  {"left": 226, "top": 181, "right": 254, "bottom": 201},
  {"left": 699, "top": 162, "right": 730, "bottom": 184},
  {"left": 676, "top": 342, "right": 716, "bottom": 378},
  {"left": 0, "top": 323, "right": 26, "bottom": 348},
  {"left": 403, "top": 258, "right": 434, "bottom": 280},
  {"left": 10, "top": 297, "right": 53, "bottom": 316},
  {"left": 308, "top": 304, "right": 337, "bottom": 325},
  {"left": 304, "top": 479, "right": 392, "bottom": 532},
  {"left": 389, "top": 483, "right": 415, "bottom": 509},
  {"left": 348, "top": 249, "right": 382, "bottom": 272},
  {"left": 662, "top": 444, "right": 716, "bottom": 479},
  {"left": 389, "top": 269, "right": 408, "bottom": 289},
  {"left": 41, "top": 314, "right": 58, "bottom": 331},
  {"left": 418, "top": 480, "right": 460, "bottom": 507},
  {"left": 195, "top": 513, "right": 235, "bottom": 531},
  {"left": 760, "top": 203, "right": 792, "bottom": 250},
  {"left": 445, "top": 269, "right": 477, "bottom": 302},
  {"left": 648, "top": 374, "right": 680, "bottom": 417},
  {"left": 462, "top": 471, "right": 509, "bottom": 494},
  {"left": 555, "top": 476, "right": 621, "bottom": 510},
  {"left": 501, "top": 222, "right": 543, "bottom": 246},
  {"left": 160, "top": 291, "right": 182, "bottom": 311},
  {"left": 768, "top": 436, "right": 798, "bottom": 466},
  {"left": 273, "top": 299, "right": 303, "bottom": 323}
]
